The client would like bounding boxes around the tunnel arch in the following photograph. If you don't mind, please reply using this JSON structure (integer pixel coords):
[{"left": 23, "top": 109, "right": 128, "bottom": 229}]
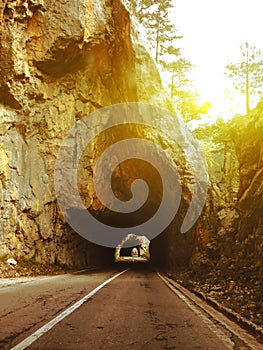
[{"left": 115, "top": 233, "right": 150, "bottom": 262}]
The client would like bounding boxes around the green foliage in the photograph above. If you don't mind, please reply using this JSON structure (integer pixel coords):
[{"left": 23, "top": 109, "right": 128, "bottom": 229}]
[
  {"left": 194, "top": 118, "right": 240, "bottom": 206},
  {"left": 174, "top": 90, "right": 212, "bottom": 123},
  {"left": 225, "top": 42, "right": 263, "bottom": 113},
  {"left": 167, "top": 58, "right": 212, "bottom": 122},
  {"left": 126, "top": 0, "right": 210, "bottom": 123},
  {"left": 126, "top": 0, "right": 182, "bottom": 63}
]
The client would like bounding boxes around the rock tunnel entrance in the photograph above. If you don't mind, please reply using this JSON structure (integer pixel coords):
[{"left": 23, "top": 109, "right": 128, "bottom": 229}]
[
  {"left": 55, "top": 114, "right": 200, "bottom": 270},
  {"left": 61, "top": 209, "right": 196, "bottom": 270},
  {"left": 115, "top": 234, "right": 150, "bottom": 263},
  {"left": 67, "top": 226, "right": 196, "bottom": 269}
]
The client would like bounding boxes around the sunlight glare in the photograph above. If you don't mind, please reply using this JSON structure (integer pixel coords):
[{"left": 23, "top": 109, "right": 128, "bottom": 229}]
[{"left": 172, "top": 0, "right": 263, "bottom": 118}]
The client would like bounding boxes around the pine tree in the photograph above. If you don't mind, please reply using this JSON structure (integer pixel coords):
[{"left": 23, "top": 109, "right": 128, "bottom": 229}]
[
  {"left": 168, "top": 58, "right": 212, "bottom": 123},
  {"left": 225, "top": 42, "right": 263, "bottom": 114},
  {"left": 126, "top": 0, "right": 181, "bottom": 64},
  {"left": 125, "top": 0, "right": 208, "bottom": 123}
]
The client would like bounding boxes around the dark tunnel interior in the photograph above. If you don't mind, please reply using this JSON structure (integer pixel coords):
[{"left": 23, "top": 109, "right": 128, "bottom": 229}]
[
  {"left": 70, "top": 218, "right": 195, "bottom": 270},
  {"left": 68, "top": 123, "right": 196, "bottom": 270}
]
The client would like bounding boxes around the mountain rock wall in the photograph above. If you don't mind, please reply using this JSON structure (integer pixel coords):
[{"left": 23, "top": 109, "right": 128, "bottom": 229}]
[
  {"left": 0, "top": 0, "right": 200, "bottom": 267},
  {"left": 233, "top": 103, "right": 263, "bottom": 268},
  {"left": 0, "top": 0, "right": 138, "bottom": 265}
]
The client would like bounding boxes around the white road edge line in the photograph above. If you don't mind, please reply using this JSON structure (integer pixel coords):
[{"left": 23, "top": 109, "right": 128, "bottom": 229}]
[
  {"left": 157, "top": 272, "right": 234, "bottom": 349},
  {"left": 158, "top": 272, "right": 263, "bottom": 350},
  {"left": 11, "top": 269, "right": 129, "bottom": 350}
]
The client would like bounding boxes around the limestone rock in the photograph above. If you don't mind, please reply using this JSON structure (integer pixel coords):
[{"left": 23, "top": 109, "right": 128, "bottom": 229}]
[
  {"left": 231, "top": 101, "right": 263, "bottom": 270},
  {"left": 0, "top": 0, "right": 205, "bottom": 268},
  {"left": 217, "top": 208, "right": 239, "bottom": 237},
  {"left": 7, "top": 258, "right": 17, "bottom": 266}
]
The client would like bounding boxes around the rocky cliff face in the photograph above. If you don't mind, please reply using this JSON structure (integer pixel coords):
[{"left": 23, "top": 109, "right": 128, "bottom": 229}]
[
  {"left": 209, "top": 104, "right": 263, "bottom": 273},
  {"left": 178, "top": 107, "right": 263, "bottom": 325},
  {"left": 190, "top": 106, "right": 263, "bottom": 272},
  {"left": 0, "top": 0, "right": 202, "bottom": 267},
  {"left": 233, "top": 103, "right": 263, "bottom": 268},
  {"left": 0, "top": 0, "right": 137, "bottom": 266}
]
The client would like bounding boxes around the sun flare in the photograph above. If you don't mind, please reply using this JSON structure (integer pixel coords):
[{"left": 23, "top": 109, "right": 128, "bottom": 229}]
[{"left": 172, "top": 0, "right": 263, "bottom": 118}]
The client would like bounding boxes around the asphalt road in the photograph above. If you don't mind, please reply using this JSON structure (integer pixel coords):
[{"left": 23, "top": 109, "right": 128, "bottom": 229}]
[{"left": 0, "top": 265, "right": 262, "bottom": 349}]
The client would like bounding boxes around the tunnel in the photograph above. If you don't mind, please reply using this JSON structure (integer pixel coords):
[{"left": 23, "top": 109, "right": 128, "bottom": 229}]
[
  {"left": 0, "top": 0, "right": 207, "bottom": 276},
  {"left": 114, "top": 234, "right": 150, "bottom": 263},
  {"left": 62, "top": 218, "right": 196, "bottom": 270},
  {"left": 61, "top": 172, "right": 196, "bottom": 270},
  {"left": 54, "top": 116, "right": 199, "bottom": 270}
]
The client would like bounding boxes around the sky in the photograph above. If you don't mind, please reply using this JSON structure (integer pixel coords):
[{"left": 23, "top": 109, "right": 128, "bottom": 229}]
[{"left": 171, "top": 0, "right": 263, "bottom": 119}]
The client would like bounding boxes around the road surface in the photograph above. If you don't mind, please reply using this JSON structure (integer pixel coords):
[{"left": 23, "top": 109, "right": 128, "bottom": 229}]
[{"left": 0, "top": 265, "right": 262, "bottom": 349}]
